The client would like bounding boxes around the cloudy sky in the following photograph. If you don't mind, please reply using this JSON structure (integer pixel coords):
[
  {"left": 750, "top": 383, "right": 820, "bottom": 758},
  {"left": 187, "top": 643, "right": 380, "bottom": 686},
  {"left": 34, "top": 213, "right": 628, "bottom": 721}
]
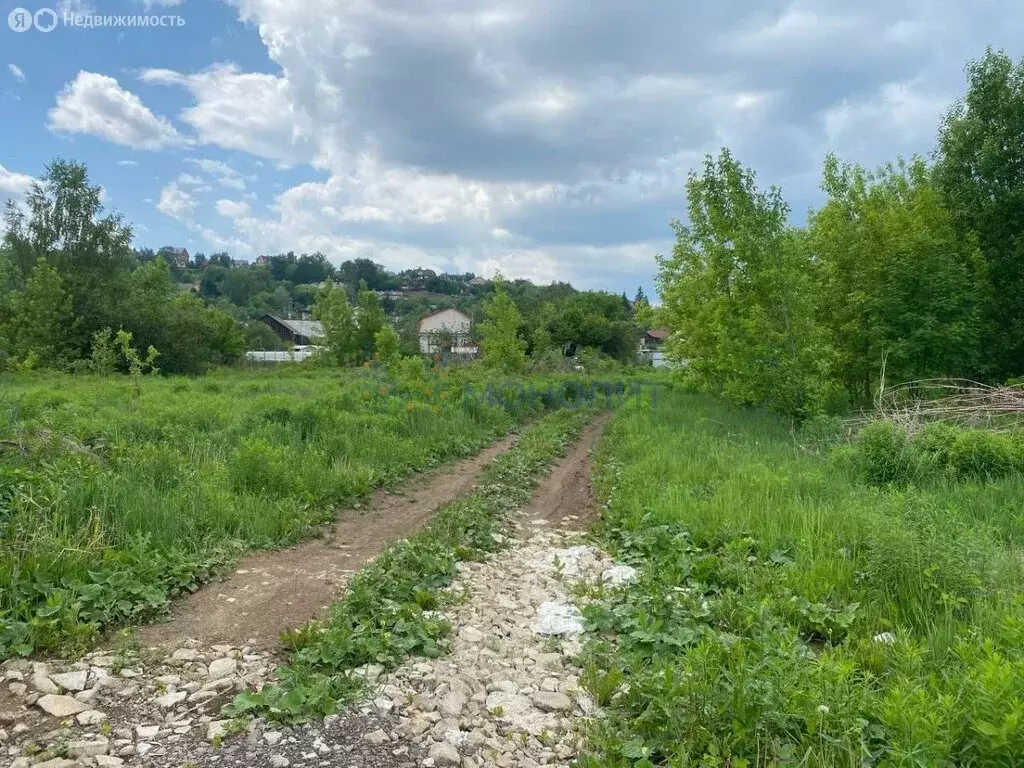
[{"left": 2, "top": 1, "right": 1022, "bottom": 295}]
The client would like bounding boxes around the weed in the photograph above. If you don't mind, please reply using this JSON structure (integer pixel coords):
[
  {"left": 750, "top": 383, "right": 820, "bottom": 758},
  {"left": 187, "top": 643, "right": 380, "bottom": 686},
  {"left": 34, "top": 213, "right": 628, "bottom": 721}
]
[
  {"left": 578, "top": 390, "right": 1024, "bottom": 766},
  {"left": 0, "top": 367, "right": 621, "bottom": 657}
]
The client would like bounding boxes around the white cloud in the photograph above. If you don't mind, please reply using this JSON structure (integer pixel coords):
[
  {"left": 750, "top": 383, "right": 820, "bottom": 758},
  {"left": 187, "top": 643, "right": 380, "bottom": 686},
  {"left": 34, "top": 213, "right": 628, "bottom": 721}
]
[
  {"left": 215, "top": 199, "right": 251, "bottom": 218},
  {"left": 823, "top": 81, "right": 949, "bottom": 160},
  {"left": 0, "top": 164, "right": 35, "bottom": 202},
  {"left": 176, "top": 173, "right": 205, "bottom": 186},
  {"left": 728, "top": 5, "right": 864, "bottom": 54},
  {"left": 135, "top": 0, "right": 182, "bottom": 7},
  {"left": 8, "top": 64, "right": 25, "bottom": 83},
  {"left": 117, "top": 159, "right": 138, "bottom": 167},
  {"left": 57, "top": 0, "right": 96, "bottom": 18},
  {"left": 102, "top": 0, "right": 1024, "bottom": 291},
  {"left": 156, "top": 181, "right": 195, "bottom": 221},
  {"left": 140, "top": 64, "right": 314, "bottom": 165},
  {"left": 185, "top": 157, "right": 251, "bottom": 190},
  {"left": 48, "top": 71, "right": 183, "bottom": 150}
]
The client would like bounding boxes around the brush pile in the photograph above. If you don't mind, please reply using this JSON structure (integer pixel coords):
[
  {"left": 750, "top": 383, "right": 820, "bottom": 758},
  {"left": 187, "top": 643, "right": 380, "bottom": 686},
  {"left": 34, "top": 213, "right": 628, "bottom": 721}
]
[{"left": 863, "top": 379, "right": 1024, "bottom": 435}]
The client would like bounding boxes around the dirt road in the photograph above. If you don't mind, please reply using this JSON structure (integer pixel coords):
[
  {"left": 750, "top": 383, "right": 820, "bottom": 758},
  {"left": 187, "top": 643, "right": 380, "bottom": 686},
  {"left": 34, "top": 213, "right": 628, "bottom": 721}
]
[
  {"left": 139, "top": 434, "right": 518, "bottom": 649},
  {"left": 519, "top": 413, "right": 608, "bottom": 531},
  {"left": 9, "top": 416, "right": 612, "bottom": 768}
]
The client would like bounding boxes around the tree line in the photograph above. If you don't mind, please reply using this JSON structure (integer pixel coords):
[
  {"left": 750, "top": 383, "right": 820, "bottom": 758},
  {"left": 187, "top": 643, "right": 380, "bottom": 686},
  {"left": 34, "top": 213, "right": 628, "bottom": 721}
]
[
  {"left": 660, "top": 49, "right": 1024, "bottom": 418},
  {"left": 0, "top": 162, "right": 651, "bottom": 374}
]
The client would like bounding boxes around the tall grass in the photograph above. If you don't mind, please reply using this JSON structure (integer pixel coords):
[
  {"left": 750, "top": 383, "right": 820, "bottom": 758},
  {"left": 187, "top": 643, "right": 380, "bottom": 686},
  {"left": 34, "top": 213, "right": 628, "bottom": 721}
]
[
  {"left": 581, "top": 390, "right": 1024, "bottom": 767},
  {"left": 0, "top": 366, "right": 621, "bottom": 657}
]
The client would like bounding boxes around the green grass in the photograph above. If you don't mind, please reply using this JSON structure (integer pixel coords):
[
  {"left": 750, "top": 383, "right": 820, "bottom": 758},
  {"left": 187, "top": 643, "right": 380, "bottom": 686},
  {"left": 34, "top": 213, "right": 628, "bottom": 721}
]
[
  {"left": 580, "top": 390, "right": 1024, "bottom": 767},
  {"left": 0, "top": 365, "right": 630, "bottom": 658},
  {"left": 225, "top": 406, "right": 596, "bottom": 724}
]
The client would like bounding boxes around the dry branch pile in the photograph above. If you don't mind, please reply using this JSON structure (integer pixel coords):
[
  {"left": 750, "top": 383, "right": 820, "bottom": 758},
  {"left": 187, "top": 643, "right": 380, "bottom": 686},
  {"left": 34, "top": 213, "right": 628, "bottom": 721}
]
[{"left": 856, "top": 379, "right": 1024, "bottom": 435}]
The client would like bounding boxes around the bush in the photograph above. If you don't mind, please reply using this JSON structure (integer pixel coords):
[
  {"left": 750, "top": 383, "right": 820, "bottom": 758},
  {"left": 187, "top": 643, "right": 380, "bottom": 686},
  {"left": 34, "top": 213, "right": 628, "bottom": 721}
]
[
  {"left": 948, "top": 429, "right": 1016, "bottom": 480},
  {"left": 853, "top": 420, "right": 916, "bottom": 485},
  {"left": 846, "top": 420, "right": 1024, "bottom": 486}
]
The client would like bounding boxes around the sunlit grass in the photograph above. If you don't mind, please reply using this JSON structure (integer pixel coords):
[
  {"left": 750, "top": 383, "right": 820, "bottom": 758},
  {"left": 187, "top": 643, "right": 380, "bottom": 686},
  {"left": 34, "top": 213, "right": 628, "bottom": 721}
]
[{"left": 581, "top": 389, "right": 1024, "bottom": 766}]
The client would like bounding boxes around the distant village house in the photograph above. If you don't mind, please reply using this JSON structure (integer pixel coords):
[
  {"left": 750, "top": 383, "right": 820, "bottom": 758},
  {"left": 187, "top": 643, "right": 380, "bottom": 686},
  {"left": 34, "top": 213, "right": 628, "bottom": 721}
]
[
  {"left": 260, "top": 314, "right": 325, "bottom": 346},
  {"left": 160, "top": 246, "right": 190, "bottom": 268},
  {"left": 639, "top": 328, "right": 671, "bottom": 368},
  {"left": 418, "top": 308, "right": 474, "bottom": 355}
]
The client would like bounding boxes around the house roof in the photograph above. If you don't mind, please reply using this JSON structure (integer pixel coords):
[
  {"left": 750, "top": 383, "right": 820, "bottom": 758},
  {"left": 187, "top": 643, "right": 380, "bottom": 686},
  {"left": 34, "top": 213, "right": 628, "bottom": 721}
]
[
  {"left": 417, "top": 308, "right": 471, "bottom": 333},
  {"left": 264, "top": 314, "right": 325, "bottom": 339},
  {"left": 645, "top": 328, "right": 671, "bottom": 340}
]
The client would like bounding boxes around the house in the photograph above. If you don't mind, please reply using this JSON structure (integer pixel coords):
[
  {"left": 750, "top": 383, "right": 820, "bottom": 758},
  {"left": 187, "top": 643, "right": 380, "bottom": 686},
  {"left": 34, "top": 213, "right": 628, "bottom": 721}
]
[
  {"left": 232, "top": 259, "right": 251, "bottom": 268},
  {"left": 176, "top": 282, "right": 200, "bottom": 294},
  {"left": 260, "top": 314, "right": 325, "bottom": 346},
  {"left": 255, "top": 255, "right": 271, "bottom": 265},
  {"left": 468, "top": 276, "right": 489, "bottom": 287},
  {"left": 639, "top": 328, "right": 671, "bottom": 368},
  {"left": 417, "top": 308, "right": 472, "bottom": 354},
  {"left": 160, "top": 247, "right": 190, "bottom": 268}
]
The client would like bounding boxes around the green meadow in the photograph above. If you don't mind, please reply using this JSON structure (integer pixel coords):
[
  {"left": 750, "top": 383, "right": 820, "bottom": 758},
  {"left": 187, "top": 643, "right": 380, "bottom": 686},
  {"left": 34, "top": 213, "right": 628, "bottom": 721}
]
[
  {"left": 0, "top": 365, "right": 633, "bottom": 658},
  {"left": 581, "top": 390, "right": 1024, "bottom": 767}
]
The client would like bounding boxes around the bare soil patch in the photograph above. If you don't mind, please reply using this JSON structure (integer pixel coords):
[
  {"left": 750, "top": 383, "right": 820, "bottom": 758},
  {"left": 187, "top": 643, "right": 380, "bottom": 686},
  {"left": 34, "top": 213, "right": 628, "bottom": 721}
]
[{"left": 518, "top": 412, "right": 609, "bottom": 531}]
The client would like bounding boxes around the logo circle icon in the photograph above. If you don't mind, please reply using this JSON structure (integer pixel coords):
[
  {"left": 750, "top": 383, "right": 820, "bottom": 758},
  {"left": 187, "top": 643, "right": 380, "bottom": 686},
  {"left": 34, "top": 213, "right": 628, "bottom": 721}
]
[
  {"left": 8, "top": 7, "right": 33, "bottom": 31},
  {"left": 34, "top": 7, "right": 58, "bottom": 32}
]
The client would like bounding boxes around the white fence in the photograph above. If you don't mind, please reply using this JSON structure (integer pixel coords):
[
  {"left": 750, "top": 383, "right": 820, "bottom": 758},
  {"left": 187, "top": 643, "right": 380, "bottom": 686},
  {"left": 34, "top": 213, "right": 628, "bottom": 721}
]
[{"left": 245, "top": 348, "right": 318, "bottom": 363}]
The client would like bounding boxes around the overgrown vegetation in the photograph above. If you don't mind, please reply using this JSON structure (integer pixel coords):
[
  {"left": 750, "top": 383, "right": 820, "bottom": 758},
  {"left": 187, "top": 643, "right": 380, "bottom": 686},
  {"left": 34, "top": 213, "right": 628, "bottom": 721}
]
[
  {"left": 839, "top": 419, "right": 1024, "bottom": 487},
  {"left": 0, "top": 163, "right": 244, "bottom": 374},
  {"left": 0, "top": 366, "right": 606, "bottom": 658},
  {"left": 580, "top": 390, "right": 1024, "bottom": 766},
  {"left": 659, "top": 49, "right": 1024, "bottom": 418},
  {"left": 225, "top": 407, "right": 594, "bottom": 723}
]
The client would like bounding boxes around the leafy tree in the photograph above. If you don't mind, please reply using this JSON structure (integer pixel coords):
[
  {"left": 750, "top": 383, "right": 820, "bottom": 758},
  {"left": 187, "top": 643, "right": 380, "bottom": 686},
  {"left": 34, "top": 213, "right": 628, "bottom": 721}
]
[
  {"left": 292, "top": 252, "right": 335, "bottom": 285},
  {"left": 810, "top": 155, "right": 986, "bottom": 400},
  {"left": 1, "top": 159, "right": 133, "bottom": 352},
  {"left": 2, "top": 257, "right": 75, "bottom": 366},
  {"left": 537, "top": 291, "right": 639, "bottom": 361},
  {"left": 113, "top": 329, "right": 160, "bottom": 395},
  {"left": 374, "top": 326, "right": 401, "bottom": 366},
  {"left": 658, "top": 150, "right": 824, "bottom": 417},
  {"left": 90, "top": 328, "right": 118, "bottom": 373},
  {"left": 355, "top": 280, "right": 386, "bottom": 361},
  {"left": 314, "top": 280, "right": 357, "bottom": 365},
  {"left": 340, "top": 258, "right": 399, "bottom": 291},
  {"left": 632, "top": 286, "right": 654, "bottom": 329},
  {"left": 119, "top": 259, "right": 177, "bottom": 355},
  {"left": 244, "top": 322, "right": 288, "bottom": 351},
  {"left": 160, "top": 295, "right": 245, "bottom": 374},
  {"left": 935, "top": 49, "right": 1024, "bottom": 379},
  {"left": 479, "top": 278, "right": 527, "bottom": 373}
]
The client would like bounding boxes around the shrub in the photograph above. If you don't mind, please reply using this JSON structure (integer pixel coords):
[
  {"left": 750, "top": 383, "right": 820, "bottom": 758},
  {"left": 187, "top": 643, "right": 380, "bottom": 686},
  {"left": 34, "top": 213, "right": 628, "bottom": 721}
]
[
  {"left": 853, "top": 420, "right": 916, "bottom": 485},
  {"left": 948, "top": 429, "right": 1016, "bottom": 480},
  {"left": 228, "top": 437, "right": 295, "bottom": 497},
  {"left": 848, "top": 420, "right": 1024, "bottom": 486}
]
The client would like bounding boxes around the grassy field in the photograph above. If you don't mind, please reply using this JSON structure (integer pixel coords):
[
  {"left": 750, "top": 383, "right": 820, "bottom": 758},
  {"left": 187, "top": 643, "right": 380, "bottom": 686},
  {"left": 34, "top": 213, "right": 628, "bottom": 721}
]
[
  {"left": 582, "top": 390, "right": 1024, "bottom": 767},
  {"left": 0, "top": 365, "right": 635, "bottom": 658}
]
